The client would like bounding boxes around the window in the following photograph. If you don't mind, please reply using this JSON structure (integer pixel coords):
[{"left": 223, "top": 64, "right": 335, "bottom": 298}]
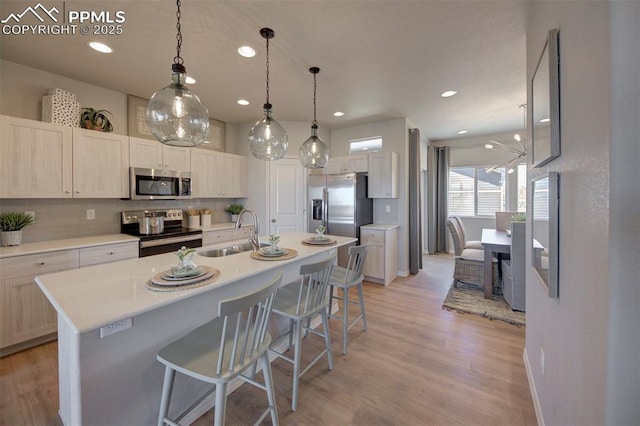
[
  {"left": 348, "top": 137, "right": 382, "bottom": 154},
  {"left": 516, "top": 164, "right": 527, "bottom": 211},
  {"left": 448, "top": 167, "right": 506, "bottom": 216}
]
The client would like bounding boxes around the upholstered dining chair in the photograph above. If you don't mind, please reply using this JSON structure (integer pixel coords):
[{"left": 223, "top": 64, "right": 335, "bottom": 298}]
[
  {"left": 328, "top": 244, "right": 369, "bottom": 355},
  {"left": 156, "top": 273, "right": 282, "bottom": 426},
  {"left": 450, "top": 216, "right": 483, "bottom": 249},
  {"left": 446, "top": 218, "right": 499, "bottom": 291},
  {"left": 269, "top": 256, "right": 335, "bottom": 411}
]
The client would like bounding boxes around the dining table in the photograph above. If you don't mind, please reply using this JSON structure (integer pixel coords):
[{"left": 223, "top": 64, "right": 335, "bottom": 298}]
[{"left": 481, "top": 228, "right": 512, "bottom": 299}]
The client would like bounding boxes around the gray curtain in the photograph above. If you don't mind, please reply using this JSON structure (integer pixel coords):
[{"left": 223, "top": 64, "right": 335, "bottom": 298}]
[
  {"left": 408, "top": 129, "right": 422, "bottom": 274},
  {"left": 427, "top": 146, "right": 450, "bottom": 254}
]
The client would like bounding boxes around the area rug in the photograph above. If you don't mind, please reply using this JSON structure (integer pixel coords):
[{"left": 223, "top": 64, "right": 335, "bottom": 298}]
[{"left": 442, "top": 281, "right": 525, "bottom": 326}]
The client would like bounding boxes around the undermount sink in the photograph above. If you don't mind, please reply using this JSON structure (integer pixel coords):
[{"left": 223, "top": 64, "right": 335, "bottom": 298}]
[{"left": 198, "top": 242, "right": 270, "bottom": 258}]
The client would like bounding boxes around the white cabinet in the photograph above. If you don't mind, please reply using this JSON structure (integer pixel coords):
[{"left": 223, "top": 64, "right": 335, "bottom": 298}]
[
  {"left": 360, "top": 225, "right": 398, "bottom": 285},
  {"left": 0, "top": 115, "right": 73, "bottom": 198},
  {"left": 72, "top": 128, "right": 129, "bottom": 198},
  {"left": 0, "top": 250, "right": 79, "bottom": 355},
  {"left": 368, "top": 152, "right": 398, "bottom": 198},
  {"left": 129, "top": 137, "right": 191, "bottom": 171},
  {"left": 191, "top": 149, "right": 248, "bottom": 198},
  {"left": 79, "top": 242, "right": 138, "bottom": 267},
  {"left": 324, "top": 154, "right": 368, "bottom": 174},
  {"left": 202, "top": 226, "right": 253, "bottom": 247}
]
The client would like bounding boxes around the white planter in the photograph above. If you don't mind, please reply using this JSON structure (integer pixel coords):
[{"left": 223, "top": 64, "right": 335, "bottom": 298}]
[
  {"left": 1, "top": 230, "right": 22, "bottom": 247},
  {"left": 231, "top": 214, "right": 239, "bottom": 223},
  {"left": 200, "top": 214, "right": 211, "bottom": 227}
]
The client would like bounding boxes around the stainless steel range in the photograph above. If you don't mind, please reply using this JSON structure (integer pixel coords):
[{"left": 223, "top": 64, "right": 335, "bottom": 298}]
[{"left": 121, "top": 209, "right": 202, "bottom": 257}]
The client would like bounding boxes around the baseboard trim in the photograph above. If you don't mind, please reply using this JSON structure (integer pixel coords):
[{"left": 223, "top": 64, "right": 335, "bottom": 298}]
[{"left": 523, "top": 347, "right": 545, "bottom": 426}]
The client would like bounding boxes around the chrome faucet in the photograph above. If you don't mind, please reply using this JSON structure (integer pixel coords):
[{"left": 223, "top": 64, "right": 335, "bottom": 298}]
[{"left": 235, "top": 209, "right": 260, "bottom": 252}]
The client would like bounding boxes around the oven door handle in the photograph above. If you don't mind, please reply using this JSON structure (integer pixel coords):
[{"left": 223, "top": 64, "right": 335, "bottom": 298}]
[{"left": 139, "top": 234, "right": 202, "bottom": 249}]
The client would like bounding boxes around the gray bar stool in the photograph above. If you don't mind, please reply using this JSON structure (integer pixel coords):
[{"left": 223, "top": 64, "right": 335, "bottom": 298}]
[
  {"left": 156, "top": 273, "right": 282, "bottom": 426},
  {"left": 269, "top": 256, "right": 335, "bottom": 411},
  {"left": 328, "top": 244, "right": 369, "bottom": 354}
]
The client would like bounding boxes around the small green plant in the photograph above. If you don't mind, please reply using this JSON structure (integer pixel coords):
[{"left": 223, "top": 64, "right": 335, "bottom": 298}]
[
  {"left": 0, "top": 212, "right": 35, "bottom": 231},
  {"left": 224, "top": 204, "right": 244, "bottom": 215},
  {"left": 512, "top": 213, "right": 527, "bottom": 222},
  {"left": 80, "top": 107, "right": 113, "bottom": 132}
]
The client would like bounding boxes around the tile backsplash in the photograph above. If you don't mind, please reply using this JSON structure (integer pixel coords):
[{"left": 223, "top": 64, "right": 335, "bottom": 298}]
[{"left": 0, "top": 198, "right": 241, "bottom": 243}]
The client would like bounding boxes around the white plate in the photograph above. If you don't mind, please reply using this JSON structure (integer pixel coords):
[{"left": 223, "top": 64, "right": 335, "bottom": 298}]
[
  {"left": 161, "top": 267, "right": 206, "bottom": 281},
  {"left": 260, "top": 248, "right": 286, "bottom": 257}
]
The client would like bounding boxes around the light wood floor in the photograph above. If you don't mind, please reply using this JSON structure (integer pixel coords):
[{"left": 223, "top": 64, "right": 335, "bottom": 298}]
[{"left": 0, "top": 254, "right": 536, "bottom": 425}]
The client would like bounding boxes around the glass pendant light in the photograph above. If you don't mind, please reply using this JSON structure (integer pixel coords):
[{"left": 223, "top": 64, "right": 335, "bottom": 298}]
[
  {"left": 249, "top": 28, "right": 288, "bottom": 161},
  {"left": 146, "top": 0, "right": 210, "bottom": 147},
  {"left": 299, "top": 67, "right": 330, "bottom": 168}
]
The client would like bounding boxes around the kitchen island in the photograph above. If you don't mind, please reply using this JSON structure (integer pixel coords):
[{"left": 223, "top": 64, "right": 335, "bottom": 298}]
[{"left": 35, "top": 232, "right": 355, "bottom": 426}]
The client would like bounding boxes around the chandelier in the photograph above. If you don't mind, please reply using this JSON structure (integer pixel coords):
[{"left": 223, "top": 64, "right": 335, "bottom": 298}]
[{"left": 485, "top": 104, "right": 527, "bottom": 174}]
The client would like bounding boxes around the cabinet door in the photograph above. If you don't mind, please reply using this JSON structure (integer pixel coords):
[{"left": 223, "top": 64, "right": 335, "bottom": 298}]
[
  {"left": 129, "top": 137, "right": 163, "bottom": 169},
  {"left": 361, "top": 229, "right": 385, "bottom": 279},
  {"left": 162, "top": 145, "right": 191, "bottom": 171},
  {"left": 368, "top": 152, "right": 398, "bottom": 198},
  {"left": 324, "top": 157, "right": 345, "bottom": 174},
  {"left": 0, "top": 115, "right": 72, "bottom": 198},
  {"left": 345, "top": 154, "right": 368, "bottom": 173},
  {"left": 72, "top": 129, "right": 129, "bottom": 198},
  {"left": 219, "top": 153, "right": 247, "bottom": 197},
  {"left": 0, "top": 250, "right": 79, "bottom": 349},
  {"left": 190, "top": 148, "right": 219, "bottom": 197}
]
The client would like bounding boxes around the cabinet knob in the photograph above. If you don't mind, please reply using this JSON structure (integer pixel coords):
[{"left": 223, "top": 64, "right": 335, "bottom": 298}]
[
  {"left": 75, "top": 191, "right": 80, "bottom": 194},
  {"left": 271, "top": 218, "right": 276, "bottom": 223},
  {"left": 109, "top": 252, "right": 114, "bottom": 255},
  {"left": 65, "top": 190, "right": 71, "bottom": 194},
  {"left": 40, "top": 262, "right": 45, "bottom": 265}
]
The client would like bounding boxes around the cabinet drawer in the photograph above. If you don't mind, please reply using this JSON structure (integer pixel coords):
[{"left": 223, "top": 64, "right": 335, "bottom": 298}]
[
  {"left": 203, "top": 229, "right": 235, "bottom": 246},
  {"left": 233, "top": 226, "right": 253, "bottom": 239},
  {"left": 0, "top": 250, "right": 79, "bottom": 277},
  {"left": 360, "top": 229, "right": 384, "bottom": 244},
  {"left": 79, "top": 242, "right": 138, "bottom": 267}
]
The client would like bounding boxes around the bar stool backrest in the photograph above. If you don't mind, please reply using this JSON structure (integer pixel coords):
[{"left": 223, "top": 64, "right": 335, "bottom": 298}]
[
  {"left": 341, "top": 244, "right": 369, "bottom": 284},
  {"left": 294, "top": 257, "right": 335, "bottom": 316}
]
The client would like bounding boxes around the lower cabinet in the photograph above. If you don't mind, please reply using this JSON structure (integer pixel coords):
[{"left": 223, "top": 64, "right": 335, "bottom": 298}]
[
  {"left": 360, "top": 225, "right": 399, "bottom": 285},
  {"left": 0, "top": 241, "right": 139, "bottom": 356},
  {"left": 0, "top": 250, "right": 79, "bottom": 355}
]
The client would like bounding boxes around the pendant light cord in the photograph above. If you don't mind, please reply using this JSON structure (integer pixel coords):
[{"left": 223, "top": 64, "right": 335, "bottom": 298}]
[
  {"left": 265, "top": 36, "right": 270, "bottom": 106},
  {"left": 173, "top": 0, "right": 184, "bottom": 66},
  {"left": 313, "top": 71, "right": 317, "bottom": 125}
]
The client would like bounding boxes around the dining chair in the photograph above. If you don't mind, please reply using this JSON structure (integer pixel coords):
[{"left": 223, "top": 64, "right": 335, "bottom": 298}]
[
  {"left": 269, "top": 256, "right": 335, "bottom": 411},
  {"left": 328, "top": 244, "right": 369, "bottom": 355},
  {"left": 156, "top": 273, "right": 282, "bottom": 426},
  {"left": 451, "top": 216, "right": 483, "bottom": 249}
]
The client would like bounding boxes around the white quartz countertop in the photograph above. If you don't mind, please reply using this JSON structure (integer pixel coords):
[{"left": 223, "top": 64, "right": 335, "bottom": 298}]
[
  {"left": 35, "top": 232, "right": 355, "bottom": 335},
  {"left": 0, "top": 234, "right": 139, "bottom": 259},
  {"left": 361, "top": 223, "right": 400, "bottom": 230}
]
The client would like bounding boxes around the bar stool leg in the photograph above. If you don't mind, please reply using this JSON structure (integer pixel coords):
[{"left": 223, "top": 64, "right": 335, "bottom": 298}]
[
  {"left": 261, "top": 352, "right": 279, "bottom": 426},
  {"left": 292, "top": 318, "right": 303, "bottom": 411},
  {"left": 157, "top": 366, "right": 175, "bottom": 426},
  {"left": 214, "top": 382, "right": 227, "bottom": 426},
  {"left": 342, "top": 287, "right": 349, "bottom": 354},
  {"left": 357, "top": 282, "right": 368, "bottom": 330},
  {"left": 321, "top": 308, "right": 334, "bottom": 370}
]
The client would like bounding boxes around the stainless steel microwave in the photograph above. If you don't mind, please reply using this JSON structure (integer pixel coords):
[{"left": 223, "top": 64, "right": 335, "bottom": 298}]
[{"left": 129, "top": 167, "right": 192, "bottom": 200}]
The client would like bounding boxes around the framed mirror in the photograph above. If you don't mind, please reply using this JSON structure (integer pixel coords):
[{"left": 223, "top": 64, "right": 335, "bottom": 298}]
[
  {"left": 531, "top": 172, "right": 560, "bottom": 297},
  {"left": 531, "top": 28, "right": 560, "bottom": 168}
]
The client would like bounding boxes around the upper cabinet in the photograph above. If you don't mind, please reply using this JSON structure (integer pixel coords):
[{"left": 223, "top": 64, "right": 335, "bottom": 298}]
[
  {"left": 72, "top": 129, "right": 129, "bottom": 198},
  {"left": 0, "top": 116, "right": 73, "bottom": 198},
  {"left": 368, "top": 151, "right": 398, "bottom": 198},
  {"left": 190, "top": 149, "right": 247, "bottom": 198},
  {"left": 324, "top": 154, "right": 369, "bottom": 174},
  {"left": 129, "top": 137, "right": 191, "bottom": 171}
]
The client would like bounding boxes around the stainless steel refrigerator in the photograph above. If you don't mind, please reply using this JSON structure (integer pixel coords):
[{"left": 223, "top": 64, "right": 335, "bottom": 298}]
[{"left": 308, "top": 172, "right": 373, "bottom": 266}]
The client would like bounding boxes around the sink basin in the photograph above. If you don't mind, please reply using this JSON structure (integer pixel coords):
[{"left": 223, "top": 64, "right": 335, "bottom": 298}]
[
  {"left": 199, "top": 248, "right": 240, "bottom": 257},
  {"left": 198, "top": 242, "right": 269, "bottom": 257}
]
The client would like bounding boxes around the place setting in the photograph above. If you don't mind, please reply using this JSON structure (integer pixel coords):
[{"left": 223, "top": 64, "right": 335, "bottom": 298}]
[
  {"left": 147, "top": 246, "right": 220, "bottom": 291},
  {"left": 302, "top": 225, "right": 337, "bottom": 246},
  {"left": 251, "top": 234, "right": 298, "bottom": 261}
]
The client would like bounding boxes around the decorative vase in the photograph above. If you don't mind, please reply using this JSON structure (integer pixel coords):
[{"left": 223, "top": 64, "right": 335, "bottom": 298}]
[
  {"left": 231, "top": 214, "right": 239, "bottom": 223},
  {"left": 1, "top": 230, "right": 22, "bottom": 247}
]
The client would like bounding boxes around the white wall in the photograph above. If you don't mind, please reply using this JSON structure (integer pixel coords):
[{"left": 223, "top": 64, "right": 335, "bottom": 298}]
[
  {"left": 331, "top": 118, "right": 410, "bottom": 276},
  {"left": 525, "top": 2, "right": 639, "bottom": 425},
  {"left": 1, "top": 60, "right": 127, "bottom": 134}
]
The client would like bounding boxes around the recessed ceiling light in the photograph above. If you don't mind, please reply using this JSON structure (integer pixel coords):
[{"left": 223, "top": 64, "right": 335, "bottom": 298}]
[
  {"left": 237, "top": 46, "right": 256, "bottom": 58},
  {"left": 333, "top": 111, "right": 344, "bottom": 117},
  {"left": 237, "top": 99, "right": 250, "bottom": 106},
  {"left": 88, "top": 41, "right": 113, "bottom": 53},
  {"left": 457, "top": 130, "right": 468, "bottom": 135},
  {"left": 441, "top": 90, "right": 458, "bottom": 98},
  {"left": 185, "top": 76, "right": 196, "bottom": 84}
]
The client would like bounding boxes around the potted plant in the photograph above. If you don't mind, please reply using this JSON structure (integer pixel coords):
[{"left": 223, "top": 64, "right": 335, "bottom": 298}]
[
  {"left": 0, "top": 212, "right": 35, "bottom": 246},
  {"left": 225, "top": 204, "right": 244, "bottom": 222},
  {"left": 80, "top": 107, "right": 114, "bottom": 132}
]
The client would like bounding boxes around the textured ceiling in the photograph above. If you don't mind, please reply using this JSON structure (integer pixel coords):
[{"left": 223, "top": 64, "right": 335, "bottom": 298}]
[{"left": 0, "top": 0, "right": 530, "bottom": 142}]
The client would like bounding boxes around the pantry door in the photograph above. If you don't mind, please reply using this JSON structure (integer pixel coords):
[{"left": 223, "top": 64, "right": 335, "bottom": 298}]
[{"left": 268, "top": 158, "right": 306, "bottom": 234}]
